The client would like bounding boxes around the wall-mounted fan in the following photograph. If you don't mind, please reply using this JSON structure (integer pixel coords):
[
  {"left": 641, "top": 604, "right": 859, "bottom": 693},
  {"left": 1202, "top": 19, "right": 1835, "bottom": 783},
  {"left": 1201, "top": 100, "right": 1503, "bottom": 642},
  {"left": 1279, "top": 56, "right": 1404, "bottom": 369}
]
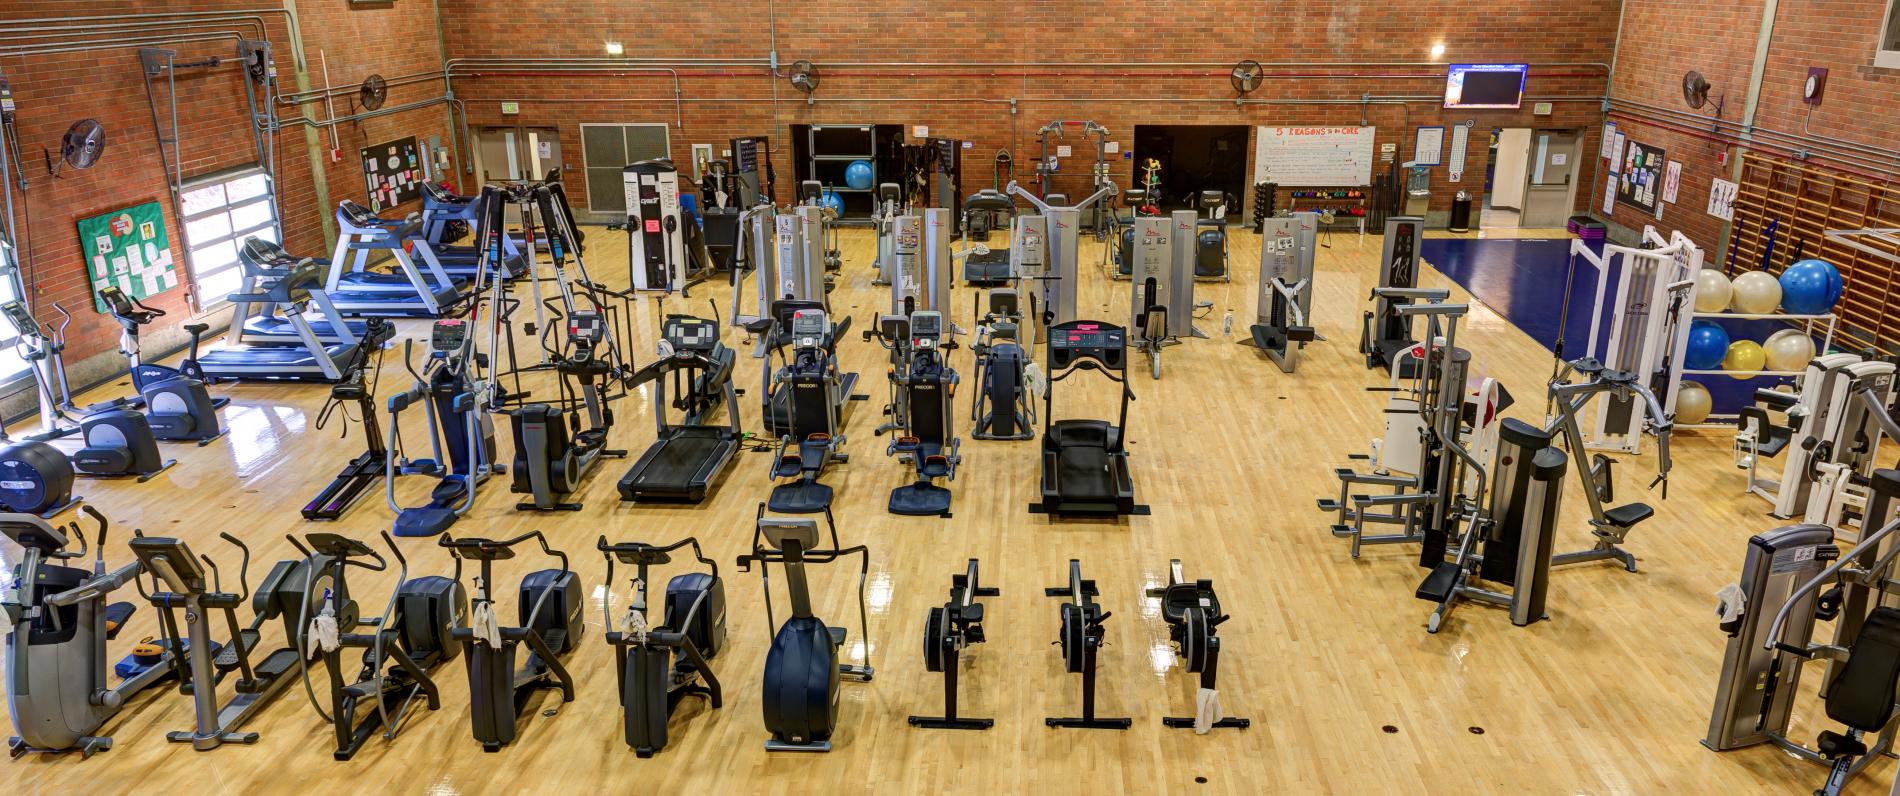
[
  {"left": 1682, "top": 71, "right": 1712, "bottom": 110},
  {"left": 1230, "top": 60, "right": 1263, "bottom": 96},
  {"left": 359, "top": 74, "right": 387, "bottom": 111},
  {"left": 50, "top": 119, "right": 106, "bottom": 176},
  {"left": 788, "top": 60, "right": 819, "bottom": 95}
]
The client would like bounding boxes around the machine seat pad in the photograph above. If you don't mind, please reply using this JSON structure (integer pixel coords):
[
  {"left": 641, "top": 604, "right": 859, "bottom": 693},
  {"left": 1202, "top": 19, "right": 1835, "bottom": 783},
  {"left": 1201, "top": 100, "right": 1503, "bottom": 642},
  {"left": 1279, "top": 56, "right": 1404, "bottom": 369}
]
[
  {"left": 1602, "top": 503, "right": 1654, "bottom": 529},
  {"left": 1825, "top": 606, "right": 1900, "bottom": 732},
  {"left": 104, "top": 601, "right": 137, "bottom": 639}
]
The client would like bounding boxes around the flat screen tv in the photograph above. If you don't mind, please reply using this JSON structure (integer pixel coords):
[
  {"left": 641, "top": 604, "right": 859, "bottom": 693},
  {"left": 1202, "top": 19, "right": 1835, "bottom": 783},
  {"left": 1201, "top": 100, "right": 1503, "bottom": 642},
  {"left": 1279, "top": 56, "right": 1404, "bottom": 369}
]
[{"left": 1445, "top": 64, "right": 1528, "bottom": 109}]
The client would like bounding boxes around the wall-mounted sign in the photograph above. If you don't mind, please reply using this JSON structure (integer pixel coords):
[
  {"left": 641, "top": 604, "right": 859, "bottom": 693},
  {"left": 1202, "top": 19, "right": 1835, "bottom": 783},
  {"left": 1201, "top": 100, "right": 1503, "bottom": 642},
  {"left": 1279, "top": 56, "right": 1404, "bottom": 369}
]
[
  {"left": 80, "top": 201, "right": 178, "bottom": 313},
  {"left": 500, "top": 101, "right": 519, "bottom": 115},
  {"left": 1533, "top": 101, "right": 1553, "bottom": 115}
]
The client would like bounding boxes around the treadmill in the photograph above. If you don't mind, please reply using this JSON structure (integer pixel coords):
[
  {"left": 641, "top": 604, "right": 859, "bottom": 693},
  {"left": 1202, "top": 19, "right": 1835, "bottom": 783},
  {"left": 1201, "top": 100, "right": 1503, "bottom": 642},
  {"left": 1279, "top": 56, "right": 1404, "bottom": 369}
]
[
  {"left": 961, "top": 189, "right": 1015, "bottom": 284},
  {"left": 417, "top": 181, "right": 525, "bottom": 277},
  {"left": 617, "top": 315, "right": 741, "bottom": 502},
  {"left": 227, "top": 238, "right": 370, "bottom": 346},
  {"left": 196, "top": 258, "right": 381, "bottom": 383},
  {"left": 1031, "top": 320, "right": 1147, "bottom": 516},
  {"left": 327, "top": 201, "right": 470, "bottom": 317}
]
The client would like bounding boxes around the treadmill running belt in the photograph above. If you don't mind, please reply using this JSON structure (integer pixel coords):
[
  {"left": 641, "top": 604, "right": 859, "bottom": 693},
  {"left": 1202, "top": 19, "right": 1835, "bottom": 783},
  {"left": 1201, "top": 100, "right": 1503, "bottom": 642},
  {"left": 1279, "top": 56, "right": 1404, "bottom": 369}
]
[
  {"left": 1056, "top": 446, "right": 1114, "bottom": 501},
  {"left": 631, "top": 434, "right": 723, "bottom": 482}
]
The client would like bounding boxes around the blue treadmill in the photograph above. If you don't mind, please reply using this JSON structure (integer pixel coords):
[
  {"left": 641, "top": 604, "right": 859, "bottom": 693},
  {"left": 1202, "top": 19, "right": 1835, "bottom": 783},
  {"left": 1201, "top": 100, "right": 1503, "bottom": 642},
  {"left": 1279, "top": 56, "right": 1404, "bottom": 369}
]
[
  {"left": 227, "top": 238, "right": 370, "bottom": 346},
  {"left": 196, "top": 258, "right": 378, "bottom": 383},
  {"left": 327, "top": 201, "right": 470, "bottom": 317}
]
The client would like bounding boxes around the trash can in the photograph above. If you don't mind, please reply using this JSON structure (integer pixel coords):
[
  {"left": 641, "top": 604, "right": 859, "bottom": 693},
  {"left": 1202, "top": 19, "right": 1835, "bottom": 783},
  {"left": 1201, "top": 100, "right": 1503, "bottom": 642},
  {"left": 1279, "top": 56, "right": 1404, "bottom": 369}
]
[{"left": 1449, "top": 191, "right": 1473, "bottom": 233}]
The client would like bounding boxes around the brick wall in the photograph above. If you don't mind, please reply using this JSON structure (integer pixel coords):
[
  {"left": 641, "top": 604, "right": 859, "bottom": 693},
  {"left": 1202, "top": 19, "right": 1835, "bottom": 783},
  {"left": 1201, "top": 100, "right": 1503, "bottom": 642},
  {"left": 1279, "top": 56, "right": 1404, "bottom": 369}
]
[
  {"left": 0, "top": 1, "right": 453, "bottom": 379},
  {"left": 439, "top": 0, "right": 1620, "bottom": 221}
]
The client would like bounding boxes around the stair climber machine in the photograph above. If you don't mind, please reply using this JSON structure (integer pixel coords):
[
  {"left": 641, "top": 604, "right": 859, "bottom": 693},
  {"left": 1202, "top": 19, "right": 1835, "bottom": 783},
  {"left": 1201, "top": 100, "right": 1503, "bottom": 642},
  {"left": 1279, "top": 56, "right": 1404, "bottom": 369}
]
[
  {"left": 960, "top": 189, "right": 1015, "bottom": 285},
  {"left": 289, "top": 531, "right": 464, "bottom": 760},
  {"left": 879, "top": 311, "right": 962, "bottom": 517},
  {"left": 968, "top": 289, "right": 1036, "bottom": 441},
  {"left": 0, "top": 300, "right": 173, "bottom": 482},
  {"left": 1705, "top": 474, "right": 1900, "bottom": 796},
  {"left": 736, "top": 508, "right": 874, "bottom": 752},
  {"left": 1032, "top": 320, "right": 1145, "bottom": 517},
  {"left": 617, "top": 315, "right": 743, "bottom": 503},
  {"left": 1241, "top": 212, "right": 1320, "bottom": 372},
  {"left": 386, "top": 319, "right": 502, "bottom": 536},
  {"left": 302, "top": 318, "right": 395, "bottom": 521},
  {"left": 4, "top": 507, "right": 192, "bottom": 757},
  {"left": 126, "top": 532, "right": 340, "bottom": 750},
  {"left": 1191, "top": 191, "right": 1232, "bottom": 281},
  {"left": 437, "top": 532, "right": 582, "bottom": 752},
  {"left": 596, "top": 535, "right": 725, "bottom": 757},
  {"left": 763, "top": 309, "right": 864, "bottom": 514},
  {"left": 95, "top": 285, "right": 227, "bottom": 444},
  {"left": 624, "top": 158, "right": 700, "bottom": 294},
  {"left": 494, "top": 181, "right": 632, "bottom": 512}
]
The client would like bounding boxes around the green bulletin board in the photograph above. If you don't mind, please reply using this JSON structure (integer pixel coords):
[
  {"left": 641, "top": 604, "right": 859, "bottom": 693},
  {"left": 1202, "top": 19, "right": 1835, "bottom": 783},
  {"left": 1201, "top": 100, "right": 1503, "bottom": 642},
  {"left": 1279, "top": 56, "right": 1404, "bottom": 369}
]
[{"left": 79, "top": 201, "right": 179, "bottom": 313}]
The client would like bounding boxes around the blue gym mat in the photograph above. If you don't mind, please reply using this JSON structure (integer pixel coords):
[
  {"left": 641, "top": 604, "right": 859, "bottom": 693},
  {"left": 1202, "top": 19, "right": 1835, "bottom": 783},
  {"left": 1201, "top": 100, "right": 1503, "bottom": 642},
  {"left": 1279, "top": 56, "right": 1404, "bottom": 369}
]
[{"left": 1421, "top": 235, "right": 1787, "bottom": 415}]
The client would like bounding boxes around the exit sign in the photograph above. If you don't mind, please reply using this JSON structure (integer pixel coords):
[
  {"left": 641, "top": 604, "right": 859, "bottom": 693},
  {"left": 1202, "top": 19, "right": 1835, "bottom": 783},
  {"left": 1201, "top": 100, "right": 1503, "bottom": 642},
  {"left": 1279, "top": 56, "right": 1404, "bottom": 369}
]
[
  {"left": 1533, "top": 102, "right": 1553, "bottom": 115},
  {"left": 500, "top": 101, "right": 519, "bottom": 115}
]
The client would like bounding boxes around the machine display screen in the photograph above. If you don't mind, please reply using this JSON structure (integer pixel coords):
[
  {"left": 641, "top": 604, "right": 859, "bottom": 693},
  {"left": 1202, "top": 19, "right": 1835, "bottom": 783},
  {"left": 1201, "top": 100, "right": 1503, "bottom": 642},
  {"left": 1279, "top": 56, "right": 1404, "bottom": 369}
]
[{"left": 1444, "top": 64, "right": 1528, "bottom": 108}]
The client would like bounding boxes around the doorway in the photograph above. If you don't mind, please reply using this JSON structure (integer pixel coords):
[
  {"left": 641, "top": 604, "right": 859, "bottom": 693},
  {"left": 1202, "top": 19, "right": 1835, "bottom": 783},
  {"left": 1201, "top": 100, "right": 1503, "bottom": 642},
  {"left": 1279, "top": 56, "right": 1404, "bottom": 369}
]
[
  {"left": 475, "top": 126, "right": 563, "bottom": 222},
  {"left": 1481, "top": 128, "right": 1583, "bottom": 229},
  {"left": 1131, "top": 125, "right": 1250, "bottom": 215}
]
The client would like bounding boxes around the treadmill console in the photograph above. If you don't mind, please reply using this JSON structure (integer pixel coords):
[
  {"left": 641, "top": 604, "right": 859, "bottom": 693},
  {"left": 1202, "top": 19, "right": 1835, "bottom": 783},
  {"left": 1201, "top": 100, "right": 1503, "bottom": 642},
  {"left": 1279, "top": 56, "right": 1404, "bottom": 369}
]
[
  {"left": 661, "top": 315, "right": 719, "bottom": 354},
  {"left": 1049, "top": 321, "right": 1126, "bottom": 371},
  {"left": 791, "top": 309, "right": 828, "bottom": 350},
  {"left": 430, "top": 319, "right": 469, "bottom": 353},
  {"left": 910, "top": 310, "right": 943, "bottom": 351}
]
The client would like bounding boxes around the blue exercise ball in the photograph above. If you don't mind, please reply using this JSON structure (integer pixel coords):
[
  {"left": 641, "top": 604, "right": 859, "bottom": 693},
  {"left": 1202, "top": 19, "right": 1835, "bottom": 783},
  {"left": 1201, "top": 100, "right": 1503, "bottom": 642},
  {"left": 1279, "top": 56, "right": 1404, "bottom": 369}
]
[
  {"left": 1780, "top": 258, "right": 1844, "bottom": 315},
  {"left": 844, "top": 160, "right": 874, "bottom": 190},
  {"left": 820, "top": 190, "right": 844, "bottom": 214},
  {"left": 1685, "top": 319, "right": 1731, "bottom": 370}
]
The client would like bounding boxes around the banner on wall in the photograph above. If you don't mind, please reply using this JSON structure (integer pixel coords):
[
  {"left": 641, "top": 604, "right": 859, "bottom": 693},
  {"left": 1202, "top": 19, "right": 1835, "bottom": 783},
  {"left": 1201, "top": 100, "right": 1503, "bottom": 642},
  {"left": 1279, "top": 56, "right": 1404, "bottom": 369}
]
[
  {"left": 1662, "top": 161, "right": 1682, "bottom": 204},
  {"left": 1615, "top": 139, "right": 1666, "bottom": 214},
  {"left": 79, "top": 201, "right": 178, "bottom": 313},
  {"left": 362, "top": 136, "right": 423, "bottom": 211}
]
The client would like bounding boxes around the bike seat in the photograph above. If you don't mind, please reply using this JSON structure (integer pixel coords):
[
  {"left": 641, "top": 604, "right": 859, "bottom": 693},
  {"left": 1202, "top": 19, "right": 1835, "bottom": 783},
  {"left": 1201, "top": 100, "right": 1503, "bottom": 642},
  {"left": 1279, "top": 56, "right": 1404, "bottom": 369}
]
[{"left": 184, "top": 323, "right": 210, "bottom": 335}]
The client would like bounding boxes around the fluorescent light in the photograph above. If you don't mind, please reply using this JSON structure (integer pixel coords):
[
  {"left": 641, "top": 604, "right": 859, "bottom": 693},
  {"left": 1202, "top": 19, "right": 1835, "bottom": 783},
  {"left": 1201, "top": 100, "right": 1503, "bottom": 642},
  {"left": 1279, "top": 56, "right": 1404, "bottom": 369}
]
[
  {"left": 605, "top": 41, "right": 624, "bottom": 56},
  {"left": 1430, "top": 43, "right": 1446, "bottom": 59}
]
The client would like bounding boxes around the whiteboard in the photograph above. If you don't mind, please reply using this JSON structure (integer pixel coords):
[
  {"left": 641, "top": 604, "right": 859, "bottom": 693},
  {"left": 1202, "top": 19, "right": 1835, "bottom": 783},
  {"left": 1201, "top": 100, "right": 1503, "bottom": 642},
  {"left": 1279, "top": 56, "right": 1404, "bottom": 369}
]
[{"left": 1253, "top": 126, "right": 1376, "bottom": 187}]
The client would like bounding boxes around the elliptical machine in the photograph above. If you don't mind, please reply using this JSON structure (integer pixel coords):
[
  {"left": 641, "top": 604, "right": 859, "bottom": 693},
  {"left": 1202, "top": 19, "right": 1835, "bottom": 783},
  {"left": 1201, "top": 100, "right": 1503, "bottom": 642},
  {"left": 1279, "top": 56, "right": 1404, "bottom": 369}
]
[
  {"left": 96, "top": 285, "right": 226, "bottom": 444},
  {"left": 597, "top": 535, "right": 726, "bottom": 757},
  {"left": 735, "top": 506, "right": 873, "bottom": 752},
  {"left": 387, "top": 319, "right": 502, "bottom": 536},
  {"left": 0, "top": 301, "right": 172, "bottom": 482},
  {"left": 4, "top": 507, "right": 186, "bottom": 757},
  {"left": 881, "top": 310, "right": 962, "bottom": 516},
  {"left": 765, "top": 308, "right": 860, "bottom": 514},
  {"left": 291, "top": 531, "right": 465, "bottom": 760},
  {"left": 303, "top": 318, "right": 394, "bottom": 521},
  {"left": 438, "top": 532, "right": 583, "bottom": 752}
]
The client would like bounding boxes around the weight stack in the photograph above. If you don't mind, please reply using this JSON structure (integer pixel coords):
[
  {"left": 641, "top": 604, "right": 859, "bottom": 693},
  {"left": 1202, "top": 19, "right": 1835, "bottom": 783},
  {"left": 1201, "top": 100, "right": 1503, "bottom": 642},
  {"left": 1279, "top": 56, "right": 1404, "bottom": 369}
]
[{"left": 1252, "top": 182, "right": 1277, "bottom": 232}]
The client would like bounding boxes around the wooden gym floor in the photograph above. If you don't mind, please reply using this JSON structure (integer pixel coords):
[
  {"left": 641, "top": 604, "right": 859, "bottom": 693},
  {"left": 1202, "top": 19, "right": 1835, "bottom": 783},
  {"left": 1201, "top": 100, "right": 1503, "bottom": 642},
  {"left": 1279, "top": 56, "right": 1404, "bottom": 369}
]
[{"left": 2, "top": 221, "right": 1868, "bottom": 795}]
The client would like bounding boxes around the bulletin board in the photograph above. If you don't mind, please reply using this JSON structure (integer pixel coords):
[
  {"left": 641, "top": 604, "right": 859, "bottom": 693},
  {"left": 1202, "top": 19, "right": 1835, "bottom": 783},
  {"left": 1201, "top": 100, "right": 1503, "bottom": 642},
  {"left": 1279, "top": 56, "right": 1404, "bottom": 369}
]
[
  {"left": 79, "top": 201, "right": 179, "bottom": 313},
  {"left": 1252, "top": 126, "right": 1377, "bottom": 187},
  {"left": 362, "top": 136, "right": 422, "bottom": 211},
  {"left": 1616, "top": 139, "right": 1666, "bottom": 214}
]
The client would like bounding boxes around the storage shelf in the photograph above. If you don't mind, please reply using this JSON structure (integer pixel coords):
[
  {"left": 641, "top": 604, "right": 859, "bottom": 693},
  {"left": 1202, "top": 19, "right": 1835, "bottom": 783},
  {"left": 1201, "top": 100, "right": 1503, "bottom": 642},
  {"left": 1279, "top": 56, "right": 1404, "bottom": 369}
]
[
  {"left": 1690, "top": 311, "right": 1838, "bottom": 321},
  {"left": 1681, "top": 369, "right": 1803, "bottom": 377}
]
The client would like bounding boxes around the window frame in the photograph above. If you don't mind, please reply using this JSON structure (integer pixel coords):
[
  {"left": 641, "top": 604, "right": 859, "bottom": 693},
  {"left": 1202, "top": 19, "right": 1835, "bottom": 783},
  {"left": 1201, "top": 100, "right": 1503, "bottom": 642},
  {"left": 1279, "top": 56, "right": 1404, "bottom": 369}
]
[
  {"left": 1878, "top": 0, "right": 1900, "bottom": 69},
  {"left": 178, "top": 165, "right": 279, "bottom": 311}
]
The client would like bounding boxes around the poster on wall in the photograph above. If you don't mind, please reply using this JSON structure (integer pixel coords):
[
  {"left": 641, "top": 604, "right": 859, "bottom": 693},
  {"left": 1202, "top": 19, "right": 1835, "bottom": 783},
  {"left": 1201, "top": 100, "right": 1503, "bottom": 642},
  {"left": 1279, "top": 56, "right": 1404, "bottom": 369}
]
[
  {"left": 1447, "top": 124, "right": 1470, "bottom": 182},
  {"left": 1413, "top": 126, "right": 1445, "bottom": 166},
  {"left": 1601, "top": 122, "right": 1617, "bottom": 159},
  {"left": 1615, "top": 139, "right": 1666, "bottom": 214},
  {"left": 361, "top": 136, "right": 422, "bottom": 212},
  {"left": 1601, "top": 170, "right": 1618, "bottom": 215},
  {"left": 79, "top": 201, "right": 179, "bottom": 313},
  {"left": 1252, "top": 126, "right": 1377, "bottom": 186},
  {"left": 1662, "top": 161, "right": 1682, "bottom": 204},
  {"left": 1708, "top": 178, "right": 1739, "bottom": 221}
]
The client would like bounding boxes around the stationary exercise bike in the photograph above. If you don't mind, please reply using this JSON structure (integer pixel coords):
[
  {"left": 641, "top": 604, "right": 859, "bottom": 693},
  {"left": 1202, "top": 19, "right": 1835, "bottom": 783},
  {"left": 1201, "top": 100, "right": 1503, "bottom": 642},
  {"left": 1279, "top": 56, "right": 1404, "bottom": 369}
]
[
  {"left": 292, "top": 531, "right": 465, "bottom": 760},
  {"left": 4, "top": 507, "right": 188, "bottom": 757},
  {"left": 0, "top": 301, "right": 172, "bottom": 482},
  {"left": 909, "top": 558, "right": 999, "bottom": 730},
  {"left": 736, "top": 506, "right": 873, "bottom": 751},
  {"left": 597, "top": 535, "right": 726, "bottom": 757},
  {"left": 1147, "top": 559, "right": 1249, "bottom": 732},
  {"left": 97, "top": 285, "right": 227, "bottom": 444},
  {"left": 508, "top": 310, "right": 629, "bottom": 511},
  {"left": 1044, "top": 559, "right": 1130, "bottom": 729},
  {"left": 438, "top": 531, "right": 583, "bottom": 751}
]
